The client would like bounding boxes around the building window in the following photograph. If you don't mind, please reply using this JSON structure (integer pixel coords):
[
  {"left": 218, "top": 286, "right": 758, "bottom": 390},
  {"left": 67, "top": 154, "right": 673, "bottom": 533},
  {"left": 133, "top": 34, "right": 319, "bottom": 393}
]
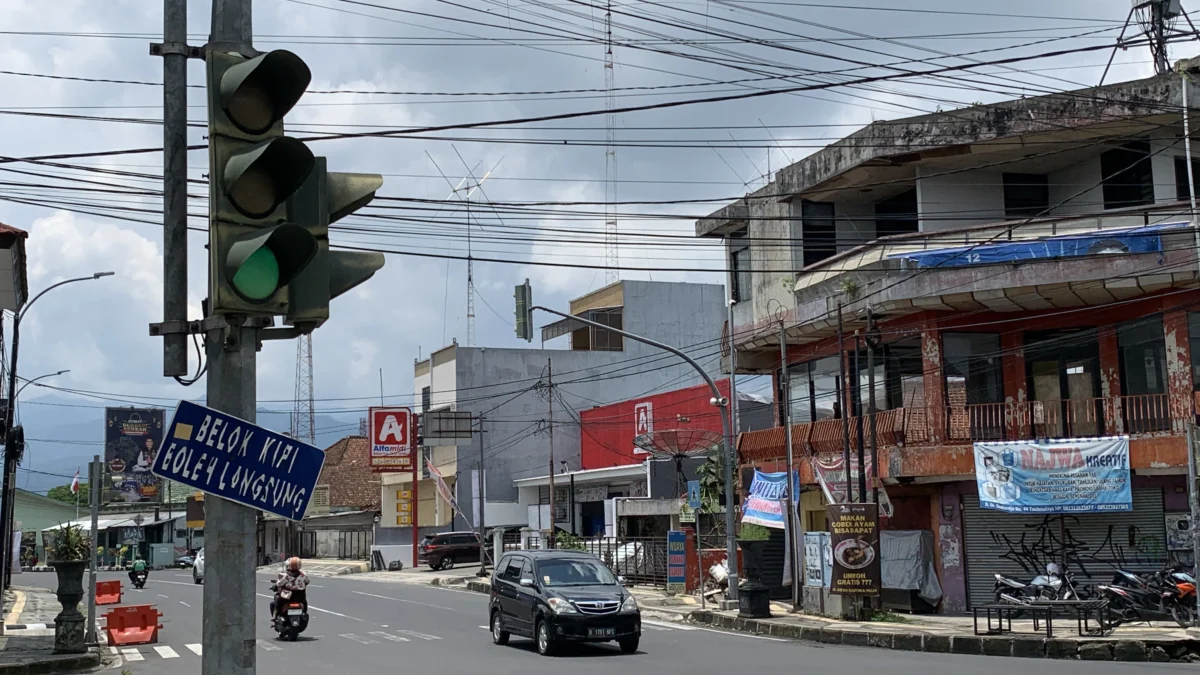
[
  {"left": 942, "top": 333, "right": 1003, "bottom": 405},
  {"left": 787, "top": 356, "right": 843, "bottom": 423},
  {"left": 421, "top": 386, "right": 431, "bottom": 412},
  {"left": 729, "top": 229, "right": 752, "bottom": 303},
  {"left": 1100, "top": 139, "right": 1154, "bottom": 210},
  {"left": 1003, "top": 173, "right": 1050, "bottom": 219},
  {"left": 801, "top": 200, "right": 836, "bottom": 268},
  {"left": 1118, "top": 316, "right": 1168, "bottom": 433},
  {"left": 854, "top": 337, "right": 923, "bottom": 413},
  {"left": 874, "top": 188, "right": 918, "bottom": 238},
  {"left": 1174, "top": 156, "right": 1200, "bottom": 202}
]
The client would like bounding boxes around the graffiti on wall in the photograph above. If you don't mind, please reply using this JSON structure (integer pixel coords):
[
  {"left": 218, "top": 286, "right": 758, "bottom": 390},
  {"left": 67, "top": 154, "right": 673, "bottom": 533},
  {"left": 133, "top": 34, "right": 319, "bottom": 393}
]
[{"left": 986, "top": 515, "right": 1167, "bottom": 581}]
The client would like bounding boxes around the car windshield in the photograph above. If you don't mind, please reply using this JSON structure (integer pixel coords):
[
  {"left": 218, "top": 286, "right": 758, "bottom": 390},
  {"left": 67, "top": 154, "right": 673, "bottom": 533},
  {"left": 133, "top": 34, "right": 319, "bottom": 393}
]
[{"left": 536, "top": 558, "right": 616, "bottom": 586}]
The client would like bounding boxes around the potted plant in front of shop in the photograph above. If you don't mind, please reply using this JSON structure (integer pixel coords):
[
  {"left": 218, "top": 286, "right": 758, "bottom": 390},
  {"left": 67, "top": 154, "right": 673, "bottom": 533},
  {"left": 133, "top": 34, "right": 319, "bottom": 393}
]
[
  {"left": 47, "top": 523, "right": 89, "bottom": 654},
  {"left": 736, "top": 522, "right": 772, "bottom": 619}
]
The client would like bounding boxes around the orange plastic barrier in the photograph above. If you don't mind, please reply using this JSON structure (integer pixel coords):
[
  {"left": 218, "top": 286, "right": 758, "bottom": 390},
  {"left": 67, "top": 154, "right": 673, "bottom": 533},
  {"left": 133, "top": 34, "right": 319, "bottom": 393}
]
[
  {"left": 95, "top": 580, "right": 122, "bottom": 606},
  {"left": 102, "top": 605, "right": 163, "bottom": 646}
]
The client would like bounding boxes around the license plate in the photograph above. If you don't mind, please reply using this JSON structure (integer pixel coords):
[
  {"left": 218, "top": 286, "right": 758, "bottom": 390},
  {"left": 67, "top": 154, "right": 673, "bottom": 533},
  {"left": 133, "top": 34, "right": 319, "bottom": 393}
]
[
  {"left": 588, "top": 628, "right": 615, "bottom": 638},
  {"left": 287, "top": 610, "right": 302, "bottom": 616}
]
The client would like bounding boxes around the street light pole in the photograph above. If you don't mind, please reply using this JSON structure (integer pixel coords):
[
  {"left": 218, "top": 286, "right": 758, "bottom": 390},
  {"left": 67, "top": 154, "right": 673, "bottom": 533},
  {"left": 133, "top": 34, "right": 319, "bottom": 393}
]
[
  {"left": 530, "top": 305, "right": 740, "bottom": 602},
  {"left": 0, "top": 272, "right": 113, "bottom": 592},
  {"left": 14, "top": 370, "right": 70, "bottom": 399}
]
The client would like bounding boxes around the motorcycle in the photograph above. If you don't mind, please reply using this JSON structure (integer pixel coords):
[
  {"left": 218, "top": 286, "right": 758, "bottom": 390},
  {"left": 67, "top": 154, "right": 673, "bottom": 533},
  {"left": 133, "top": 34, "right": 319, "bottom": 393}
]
[
  {"left": 270, "top": 582, "right": 309, "bottom": 641},
  {"left": 132, "top": 571, "right": 147, "bottom": 590},
  {"left": 994, "top": 563, "right": 1083, "bottom": 615},
  {"left": 1097, "top": 567, "right": 1197, "bottom": 628}
]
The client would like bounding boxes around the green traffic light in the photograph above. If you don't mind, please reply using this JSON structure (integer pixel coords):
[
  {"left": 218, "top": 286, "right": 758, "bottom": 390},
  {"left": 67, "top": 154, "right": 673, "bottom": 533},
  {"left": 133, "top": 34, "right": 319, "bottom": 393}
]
[{"left": 231, "top": 246, "right": 281, "bottom": 300}]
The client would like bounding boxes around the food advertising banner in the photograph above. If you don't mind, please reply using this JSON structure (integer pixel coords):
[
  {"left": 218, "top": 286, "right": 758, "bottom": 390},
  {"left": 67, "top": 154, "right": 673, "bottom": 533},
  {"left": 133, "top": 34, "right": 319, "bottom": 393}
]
[
  {"left": 974, "top": 436, "right": 1131, "bottom": 514},
  {"left": 826, "top": 503, "right": 880, "bottom": 595},
  {"left": 105, "top": 408, "right": 164, "bottom": 503}
]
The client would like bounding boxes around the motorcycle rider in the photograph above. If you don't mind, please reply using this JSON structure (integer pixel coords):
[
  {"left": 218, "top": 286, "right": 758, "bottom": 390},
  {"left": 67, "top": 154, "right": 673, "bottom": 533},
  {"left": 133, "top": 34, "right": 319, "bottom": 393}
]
[
  {"left": 128, "top": 557, "right": 148, "bottom": 585},
  {"left": 270, "top": 557, "right": 309, "bottom": 621}
]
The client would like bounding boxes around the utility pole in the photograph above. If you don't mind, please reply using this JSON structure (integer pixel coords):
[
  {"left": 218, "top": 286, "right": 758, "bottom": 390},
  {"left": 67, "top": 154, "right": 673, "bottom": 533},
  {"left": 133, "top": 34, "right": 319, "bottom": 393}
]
[
  {"left": 866, "top": 308, "right": 880, "bottom": 506},
  {"left": 477, "top": 415, "right": 488, "bottom": 570},
  {"left": 779, "top": 322, "right": 799, "bottom": 611},
  {"left": 1188, "top": 424, "right": 1200, "bottom": 626},
  {"left": 547, "top": 359, "right": 556, "bottom": 547},
  {"left": 84, "top": 456, "right": 100, "bottom": 646},
  {"left": 854, "top": 331, "right": 866, "bottom": 503},
  {"left": 837, "top": 302, "right": 852, "bottom": 503},
  {"left": 160, "top": 0, "right": 188, "bottom": 378},
  {"left": 205, "top": 4, "right": 257, "bottom": 675}
]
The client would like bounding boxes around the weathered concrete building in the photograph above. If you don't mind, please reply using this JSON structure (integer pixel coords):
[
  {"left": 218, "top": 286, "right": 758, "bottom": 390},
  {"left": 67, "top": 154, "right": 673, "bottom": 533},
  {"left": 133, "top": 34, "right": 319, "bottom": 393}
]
[
  {"left": 376, "top": 279, "right": 727, "bottom": 545},
  {"left": 702, "top": 65, "right": 1200, "bottom": 613}
]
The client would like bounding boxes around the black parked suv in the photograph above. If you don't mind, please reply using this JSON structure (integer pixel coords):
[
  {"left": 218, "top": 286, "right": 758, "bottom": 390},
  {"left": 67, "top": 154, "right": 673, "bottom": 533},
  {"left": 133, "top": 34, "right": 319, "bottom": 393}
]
[
  {"left": 418, "top": 531, "right": 484, "bottom": 571},
  {"left": 489, "top": 549, "right": 641, "bottom": 656}
]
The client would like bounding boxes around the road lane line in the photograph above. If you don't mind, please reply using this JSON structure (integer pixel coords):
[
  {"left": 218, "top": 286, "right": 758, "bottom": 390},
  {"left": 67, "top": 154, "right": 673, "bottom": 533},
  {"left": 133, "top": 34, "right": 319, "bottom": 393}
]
[
  {"left": 152, "top": 580, "right": 201, "bottom": 587},
  {"left": 120, "top": 649, "right": 144, "bottom": 662},
  {"left": 339, "top": 633, "right": 379, "bottom": 644},
  {"left": 257, "top": 639, "right": 282, "bottom": 651},
  {"left": 369, "top": 631, "right": 410, "bottom": 642},
  {"left": 180, "top": 601, "right": 192, "bottom": 608},
  {"left": 153, "top": 646, "right": 179, "bottom": 659},
  {"left": 186, "top": 644, "right": 202, "bottom": 655},
  {"left": 157, "top": 594, "right": 170, "bottom": 599},
  {"left": 394, "top": 629, "right": 441, "bottom": 640},
  {"left": 254, "top": 593, "right": 363, "bottom": 621},
  {"left": 350, "top": 590, "right": 460, "bottom": 612},
  {"left": 643, "top": 619, "right": 690, "bottom": 631}
]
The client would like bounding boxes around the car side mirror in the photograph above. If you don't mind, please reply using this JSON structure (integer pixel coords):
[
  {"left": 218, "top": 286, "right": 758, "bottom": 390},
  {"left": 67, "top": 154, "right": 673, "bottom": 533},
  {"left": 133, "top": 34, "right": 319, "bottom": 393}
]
[
  {"left": 617, "top": 575, "right": 628, "bottom": 586},
  {"left": 519, "top": 578, "right": 535, "bottom": 588}
]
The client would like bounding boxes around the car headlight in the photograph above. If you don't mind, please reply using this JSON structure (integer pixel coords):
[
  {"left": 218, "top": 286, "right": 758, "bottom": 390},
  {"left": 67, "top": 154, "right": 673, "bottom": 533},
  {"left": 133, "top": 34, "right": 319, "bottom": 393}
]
[
  {"left": 546, "top": 597, "right": 577, "bottom": 614},
  {"left": 620, "top": 596, "right": 638, "bottom": 613}
]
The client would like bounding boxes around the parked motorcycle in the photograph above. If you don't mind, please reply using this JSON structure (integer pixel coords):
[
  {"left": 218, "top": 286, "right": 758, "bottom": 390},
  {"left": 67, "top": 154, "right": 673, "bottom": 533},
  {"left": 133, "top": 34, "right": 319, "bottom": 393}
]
[
  {"left": 270, "top": 582, "right": 309, "bottom": 641},
  {"left": 132, "top": 571, "right": 147, "bottom": 590},
  {"left": 1100, "top": 566, "right": 1196, "bottom": 628},
  {"left": 994, "top": 563, "right": 1083, "bottom": 612}
]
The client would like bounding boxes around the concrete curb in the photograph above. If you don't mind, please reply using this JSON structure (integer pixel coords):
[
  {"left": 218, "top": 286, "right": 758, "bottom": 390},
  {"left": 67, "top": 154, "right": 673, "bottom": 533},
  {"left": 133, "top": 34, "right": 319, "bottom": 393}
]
[
  {"left": 687, "top": 610, "right": 1200, "bottom": 663},
  {"left": 0, "top": 652, "right": 100, "bottom": 674}
]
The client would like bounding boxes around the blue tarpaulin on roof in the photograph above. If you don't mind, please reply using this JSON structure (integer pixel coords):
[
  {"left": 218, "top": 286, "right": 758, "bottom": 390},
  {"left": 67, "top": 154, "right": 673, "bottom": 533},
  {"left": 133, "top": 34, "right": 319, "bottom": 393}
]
[{"left": 889, "top": 222, "right": 1188, "bottom": 269}]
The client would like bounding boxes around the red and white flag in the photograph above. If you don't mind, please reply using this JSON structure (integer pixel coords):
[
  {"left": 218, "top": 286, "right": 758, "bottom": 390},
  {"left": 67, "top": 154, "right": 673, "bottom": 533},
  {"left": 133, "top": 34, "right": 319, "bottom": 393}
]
[{"left": 70, "top": 469, "right": 80, "bottom": 495}]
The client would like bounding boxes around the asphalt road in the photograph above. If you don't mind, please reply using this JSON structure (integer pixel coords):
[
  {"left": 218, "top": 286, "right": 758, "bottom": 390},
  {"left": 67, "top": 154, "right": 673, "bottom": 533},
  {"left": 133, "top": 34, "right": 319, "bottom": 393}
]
[{"left": 80, "top": 570, "right": 1195, "bottom": 675}]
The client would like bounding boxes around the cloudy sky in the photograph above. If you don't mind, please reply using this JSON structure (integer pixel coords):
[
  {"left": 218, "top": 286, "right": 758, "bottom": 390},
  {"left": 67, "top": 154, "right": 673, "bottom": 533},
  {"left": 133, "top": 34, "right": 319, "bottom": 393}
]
[{"left": 0, "top": 0, "right": 1166, "bottom": 441}]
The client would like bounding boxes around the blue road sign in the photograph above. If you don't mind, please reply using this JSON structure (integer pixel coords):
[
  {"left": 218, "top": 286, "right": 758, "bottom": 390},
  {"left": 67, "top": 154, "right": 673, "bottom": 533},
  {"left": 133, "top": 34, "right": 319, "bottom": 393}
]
[
  {"left": 687, "top": 480, "right": 701, "bottom": 510},
  {"left": 151, "top": 400, "right": 326, "bottom": 521}
]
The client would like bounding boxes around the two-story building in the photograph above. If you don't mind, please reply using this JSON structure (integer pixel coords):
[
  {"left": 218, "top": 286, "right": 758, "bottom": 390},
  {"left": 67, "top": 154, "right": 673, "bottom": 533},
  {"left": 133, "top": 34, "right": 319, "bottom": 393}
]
[
  {"left": 703, "top": 63, "right": 1200, "bottom": 613},
  {"left": 376, "top": 280, "right": 728, "bottom": 547}
]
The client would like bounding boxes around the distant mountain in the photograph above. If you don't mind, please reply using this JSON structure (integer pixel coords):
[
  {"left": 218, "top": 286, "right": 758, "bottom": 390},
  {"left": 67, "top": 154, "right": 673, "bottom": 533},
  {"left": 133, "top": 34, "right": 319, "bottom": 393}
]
[{"left": 14, "top": 394, "right": 362, "bottom": 494}]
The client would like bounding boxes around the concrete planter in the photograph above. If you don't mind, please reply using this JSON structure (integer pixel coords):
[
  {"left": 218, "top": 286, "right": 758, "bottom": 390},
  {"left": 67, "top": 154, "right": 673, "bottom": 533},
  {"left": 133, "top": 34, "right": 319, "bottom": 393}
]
[{"left": 50, "top": 560, "right": 87, "bottom": 654}]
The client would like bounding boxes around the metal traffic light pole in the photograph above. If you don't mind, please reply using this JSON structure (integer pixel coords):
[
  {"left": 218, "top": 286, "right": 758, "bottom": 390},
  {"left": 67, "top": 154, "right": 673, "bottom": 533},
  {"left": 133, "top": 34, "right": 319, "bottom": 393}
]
[{"left": 204, "top": 4, "right": 258, "bottom": 675}]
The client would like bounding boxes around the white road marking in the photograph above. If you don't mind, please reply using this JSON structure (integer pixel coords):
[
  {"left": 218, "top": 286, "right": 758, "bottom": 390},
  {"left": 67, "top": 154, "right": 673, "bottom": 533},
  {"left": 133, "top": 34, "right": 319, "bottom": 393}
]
[
  {"left": 120, "top": 649, "right": 144, "bottom": 662},
  {"left": 394, "top": 629, "right": 441, "bottom": 640},
  {"left": 180, "top": 601, "right": 191, "bottom": 607},
  {"left": 153, "top": 646, "right": 179, "bottom": 659},
  {"left": 643, "top": 619, "right": 691, "bottom": 631},
  {"left": 478, "top": 625, "right": 489, "bottom": 630},
  {"left": 186, "top": 643, "right": 202, "bottom": 655},
  {"left": 688, "top": 625, "right": 787, "bottom": 641},
  {"left": 108, "top": 647, "right": 118, "bottom": 655},
  {"left": 368, "top": 631, "right": 410, "bottom": 642},
  {"left": 641, "top": 624, "right": 671, "bottom": 631},
  {"left": 153, "top": 580, "right": 200, "bottom": 587},
  {"left": 339, "top": 633, "right": 379, "bottom": 644},
  {"left": 351, "top": 590, "right": 458, "bottom": 612},
  {"left": 257, "top": 639, "right": 282, "bottom": 651},
  {"left": 254, "top": 593, "right": 363, "bottom": 621},
  {"left": 157, "top": 594, "right": 170, "bottom": 599}
]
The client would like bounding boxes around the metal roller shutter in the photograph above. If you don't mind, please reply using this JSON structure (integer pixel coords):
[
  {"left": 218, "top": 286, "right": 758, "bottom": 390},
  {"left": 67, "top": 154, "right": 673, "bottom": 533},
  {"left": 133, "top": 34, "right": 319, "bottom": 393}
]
[
  {"left": 763, "top": 528, "right": 789, "bottom": 600},
  {"left": 961, "top": 487, "right": 1165, "bottom": 608}
]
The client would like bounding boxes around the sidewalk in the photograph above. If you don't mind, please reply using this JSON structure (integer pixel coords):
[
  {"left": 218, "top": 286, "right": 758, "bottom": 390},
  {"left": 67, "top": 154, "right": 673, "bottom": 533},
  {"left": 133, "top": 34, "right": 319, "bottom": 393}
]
[
  {"left": 0, "top": 588, "right": 101, "bottom": 674},
  {"left": 256, "top": 559, "right": 370, "bottom": 577}
]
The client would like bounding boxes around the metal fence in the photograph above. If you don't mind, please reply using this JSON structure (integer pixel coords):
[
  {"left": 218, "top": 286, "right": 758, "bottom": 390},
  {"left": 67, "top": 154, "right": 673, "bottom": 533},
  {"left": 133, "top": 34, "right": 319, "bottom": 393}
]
[{"left": 497, "top": 534, "right": 670, "bottom": 588}]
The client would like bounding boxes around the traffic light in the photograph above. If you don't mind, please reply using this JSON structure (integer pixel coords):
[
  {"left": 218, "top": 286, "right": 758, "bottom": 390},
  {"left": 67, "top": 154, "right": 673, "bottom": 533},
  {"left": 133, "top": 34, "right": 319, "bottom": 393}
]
[
  {"left": 284, "top": 157, "right": 386, "bottom": 328},
  {"left": 514, "top": 279, "right": 533, "bottom": 341},
  {"left": 207, "top": 49, "right": 318, "bottom": 316}
]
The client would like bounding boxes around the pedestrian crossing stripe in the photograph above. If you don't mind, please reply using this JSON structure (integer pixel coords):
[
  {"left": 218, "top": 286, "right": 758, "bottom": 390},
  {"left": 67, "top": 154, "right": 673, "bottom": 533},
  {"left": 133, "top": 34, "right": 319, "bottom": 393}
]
[
  {"left": 257, "top": 639, "right": 282, "bottom": 651},
  {"left": 187, "top": 644, "right": 202, "bottom": 655},
  {"left": 394, "top": 629, "right": 440, "bottom": 640},
  {"left": 368, "top": 631, "right": 410, "bottom": 642},
  {"left": 153, "top": 646, "right": 179, "bottom": 659},
  {"left": 120, "top": 648, "right": 144, "bottom": 662}
]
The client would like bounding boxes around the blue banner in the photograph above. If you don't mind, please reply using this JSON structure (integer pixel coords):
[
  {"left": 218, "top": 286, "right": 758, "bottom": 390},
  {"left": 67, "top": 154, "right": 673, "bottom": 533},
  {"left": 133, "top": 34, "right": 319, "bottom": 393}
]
[
  {"left": 151, "top": 401, "right": 327, "bottom": 521},
  {"left": 667, "top": 531, "right": 687, "bottom": 592},
  {"left": 892, "top": 222, "right": 1184, "bottom": 269},
  {"left": 741, "top": 470, "right": 800, "bottom": 529},
  {"left": 974, "top": 437, "right": 1132, "bottom": 514}
]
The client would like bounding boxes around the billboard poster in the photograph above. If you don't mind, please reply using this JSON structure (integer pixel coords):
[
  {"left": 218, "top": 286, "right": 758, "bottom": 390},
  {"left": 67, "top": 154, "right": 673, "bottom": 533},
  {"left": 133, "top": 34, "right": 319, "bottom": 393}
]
[
  {"left": 974, "top": 436, "right": 1131, "bottom": 514},
  {"left": 105, "top": 408, "right": 165, "bottom": 503},
  {"left": 827, "top": 503, "right": 881, "bottom": 595},
  {"left": 740, "top": 470, "right": 799, "bottom": 529}
]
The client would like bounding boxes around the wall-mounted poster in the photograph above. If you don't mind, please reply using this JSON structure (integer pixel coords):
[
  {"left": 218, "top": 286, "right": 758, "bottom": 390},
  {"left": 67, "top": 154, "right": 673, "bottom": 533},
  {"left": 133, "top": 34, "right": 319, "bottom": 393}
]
[{"left": 105, "top": 408, "right": 165, "bottom": 503}]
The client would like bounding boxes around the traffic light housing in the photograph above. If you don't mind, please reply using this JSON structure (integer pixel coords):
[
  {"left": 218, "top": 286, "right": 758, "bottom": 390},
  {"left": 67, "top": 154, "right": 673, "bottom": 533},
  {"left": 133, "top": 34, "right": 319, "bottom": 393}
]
[
  {"left": 514, "top": 279, "right": 533, "bottom": 341},
  {"left": 207, "top": 49, "right": 318, "bottom": 316},
  {"left": 284, "top": 157, "right": 386, "bottom": 328}
]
